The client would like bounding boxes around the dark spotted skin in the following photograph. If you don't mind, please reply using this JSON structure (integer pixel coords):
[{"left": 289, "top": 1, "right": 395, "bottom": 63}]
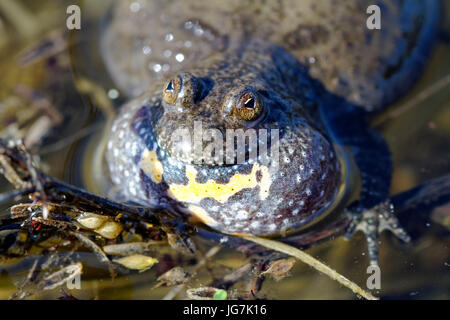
[
  {"left": 106, "top": 42, "right": 343, "bottom": 236},
  {"left": 102, "top": 0, "right": 439, "bottom": 264}
]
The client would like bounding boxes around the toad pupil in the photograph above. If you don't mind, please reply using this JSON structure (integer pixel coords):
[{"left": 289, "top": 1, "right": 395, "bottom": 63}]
[
  {"left": 244, "top": 97, "right": 254, "bottom": 109},
  {"left": 102, "top": 0, "right": 439, "bottom": 265},
  {"left": 166, "top": 80, "right": 174, "bottom": 92}
]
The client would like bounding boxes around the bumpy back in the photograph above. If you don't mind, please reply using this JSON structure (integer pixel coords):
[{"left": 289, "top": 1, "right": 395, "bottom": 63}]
[{"left": 101, "top": 0, "right": 439, "bottom": 111}]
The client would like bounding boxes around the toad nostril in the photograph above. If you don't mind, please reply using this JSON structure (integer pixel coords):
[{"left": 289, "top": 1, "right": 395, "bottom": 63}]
[{"left": 192, "top": 77, "right": 214, "bottom": 103}]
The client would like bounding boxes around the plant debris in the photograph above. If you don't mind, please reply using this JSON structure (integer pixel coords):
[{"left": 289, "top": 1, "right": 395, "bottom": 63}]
[
  {"left": 154, "top": 266, "right": 191, "bottom": 288},
  {"left": 186, "top": 287, "right": 224, "bottom": 300},
  {"left": 0, "top": 138, "right": 449, "bottom": 300},
  {"left": 113, "top": 254, "right": 159, "bottom": 272},
  {"left": 261, "top": 257, "right": 296, "bottom": 282}
]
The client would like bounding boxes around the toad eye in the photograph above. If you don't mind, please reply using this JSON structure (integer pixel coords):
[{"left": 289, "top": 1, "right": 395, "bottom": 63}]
[
  {"left": 162, "top": 75, "right": 183, "bottom": 105},
  {"left": 231, "top": 91, "right": 264, "bottom": 121},
  {"left": 162, "top": 73, "right": 209, "bottom": 107}
]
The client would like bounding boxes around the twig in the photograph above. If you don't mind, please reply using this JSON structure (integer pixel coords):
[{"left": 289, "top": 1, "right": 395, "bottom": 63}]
[
  {"left": 14, "top": 85, "right": 63, "bottom": 125},
  {"left": 0, "top": 188, "right": 35, "bottom": 203},
  {"left": 162, "top": 245, "right": 222, "bottom": 300},
  {"left": 9, "top": 257, "right": 42, "bottom": 300},
  {"left": 211, "top": 262, "right": 253, "bottom": 290},
  {"left": 0, "top": 154, "right": 29, "bottom": 189},
  {"left": 373, "top": 74, "right": 450, "bottom": 126},
  {"left": 0, "top": 0, "right": 40, "bottom": 38},
  {"left": 17, "top": 29, "right": 69, "bottom": 66},
  {"left": 241, "top": 235, "right": 378, "bottom": 300},
  {"left": 70, "top": 231, "right": 116, "bottom": 279}
]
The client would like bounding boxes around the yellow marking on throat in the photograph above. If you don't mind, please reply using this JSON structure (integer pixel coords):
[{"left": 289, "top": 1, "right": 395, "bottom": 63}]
[
  {"left": 188, "top": 205, "right": 217, "bottom": 226},
  {"left": 168, "top": 164, "right": 272, "bottom": 204},
  {"left": 140, "top": 149, "right": 164, "bottom": 183},
  {"left": 258, "top": 165, "right": 271, "bottom": 200}
]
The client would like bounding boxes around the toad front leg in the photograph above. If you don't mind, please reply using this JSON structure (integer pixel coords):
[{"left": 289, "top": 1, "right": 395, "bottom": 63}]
[
  {"left": 345, "top": 201, "right": 410, "bottom": 266},
  {"left": 322, "top": 100, "right": 410, "bottom": 266},
  {"left": 345, "top": 123, "right": 410, "bottom": 266}
]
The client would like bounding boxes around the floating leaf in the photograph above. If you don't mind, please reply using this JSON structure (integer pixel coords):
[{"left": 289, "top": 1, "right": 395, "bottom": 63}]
[
  {"left": 213, "top": 289, "right": 227, "bottom": 300},
  {"left": 113, "top": 254, "right": 158, "bottom": 272},
  {"left": 103, "top": 241, "right": 163, "bottom": 256},
  {"left": 156, "top": 267, "right": 191, "bottom": 287},
  {"left": 95, "top": 221, "right": 123, "bottom": 239},
  {"left": 186, "top": 287, "right": 222, "bottom": 300},
  {"left": 261, "top": 257, "right": 296, "bottom": 281}
]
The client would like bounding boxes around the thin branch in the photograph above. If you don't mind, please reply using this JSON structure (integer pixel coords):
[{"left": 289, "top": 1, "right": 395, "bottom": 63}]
[
  {"left": 373, "top": 74, "right": 450, "bottom": 126},
  {"left": 162, "top": 245, "right": 222, "bottom": 300},
  {"left": 242, "top": 235, "right": 378, "bottom": 300}
]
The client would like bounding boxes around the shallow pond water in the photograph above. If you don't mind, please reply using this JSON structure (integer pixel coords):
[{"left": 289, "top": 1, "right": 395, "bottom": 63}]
[{"left": 0, "top": 0, "right": 449, "bottom": 299}]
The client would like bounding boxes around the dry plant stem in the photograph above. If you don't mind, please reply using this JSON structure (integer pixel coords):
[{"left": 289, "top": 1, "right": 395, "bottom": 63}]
[
  {"left": 10, "top": 249, "right": 81, "bottom": 300},
  {"left": 74, "top": 78, "right": 116, "bottom": 119},
  {"left": 17, "top": 29, "right": 69, "bottom": 66},
  {"left": 40, "top": 178, "right": 163, "bottom": 224},
  {"left": 162, "top": 245, "right": 222, "bottom": 300},
  {"left": 24, "top": 116, "right": 52, "bottom": 148},
  {"left": 0, "top": 140, "right": 173, "bottom": 233},
  {"left": 17, "top": 142, "right": 50, "bottom": 218},
  {"left": 14, "top": 85, "right": 63, "bottom": 125},
  {"left": 9, "top": 257, "right": 42, "bottom": 300},
  {"left": 0, "top": 154, "right": 28, "bottom": 189},
  {"left": 0, "top": 188, "right": 35, "bottom": 203},
  {"left": 242, "top": 235, "right": 378, "bottom": 300},
  {"left": 69, "top": 231, "right": 116, "bottom": 279},
  {"left": 41, "top": 263, "right": 83, "bottom": 291},
  {"left": 1, "top": 140, "right": 448, "bottom": 299},
  {"left": 248, "top": 262, "right": 266, "bottom": 299},
  {"left": 0, "top": 0, "right": 39, "bottom": 38},
  {"left": 211, "top": 262, "right": 253, "bottom": 290},
  {"left": 373, "top": 73, "right": 450, "bottom": 126}
]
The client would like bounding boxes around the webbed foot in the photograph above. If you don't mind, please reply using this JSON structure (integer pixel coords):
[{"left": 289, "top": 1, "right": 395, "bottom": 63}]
[{"left": 344, "top": 200, "right": 410, "bottom": 266}]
